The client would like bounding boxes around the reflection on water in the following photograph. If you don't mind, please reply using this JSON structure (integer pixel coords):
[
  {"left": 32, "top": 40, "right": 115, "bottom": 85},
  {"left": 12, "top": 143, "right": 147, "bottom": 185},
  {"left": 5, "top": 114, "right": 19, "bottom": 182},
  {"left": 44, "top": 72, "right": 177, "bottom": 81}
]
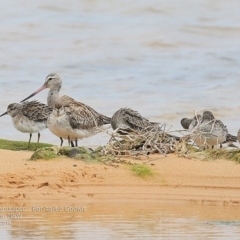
[
  {"left": 0, "top": 0, "right": 240, "bottom": 146},
  {"left": 0, "top": 202, "right": 240, "bottom": 239}
]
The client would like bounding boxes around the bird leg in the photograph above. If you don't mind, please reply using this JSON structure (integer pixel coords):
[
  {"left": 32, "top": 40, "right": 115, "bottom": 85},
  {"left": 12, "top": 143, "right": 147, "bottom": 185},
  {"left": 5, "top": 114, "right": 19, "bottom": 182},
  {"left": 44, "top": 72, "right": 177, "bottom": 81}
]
[
  {"left": 75, "top": 139, "right": 78, "bottom": 147},
  {"left": 60, "top": 137, "right": 63, "bottom": 146},
  {"left": 35, "top": 132, "right": 40, "bottom": 150},
  {"left": 68, "top": 136, "right": 71, "bottom": 147},
  {"left": 28, "top": 133, "right": 32, "bottom": 149},
  {"left": 68, "top": 135, "right": 75, "bottom": 147}
]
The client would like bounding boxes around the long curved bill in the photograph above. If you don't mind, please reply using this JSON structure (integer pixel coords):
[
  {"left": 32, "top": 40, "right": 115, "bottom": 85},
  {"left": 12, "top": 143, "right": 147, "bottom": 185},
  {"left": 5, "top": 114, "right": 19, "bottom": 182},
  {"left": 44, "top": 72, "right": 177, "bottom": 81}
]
[
  {"left": 20, "top": 84, "right": 47, "bottom": 102},
  {"left": 0, "top": 111, "right": 8, "bottom": 117}
]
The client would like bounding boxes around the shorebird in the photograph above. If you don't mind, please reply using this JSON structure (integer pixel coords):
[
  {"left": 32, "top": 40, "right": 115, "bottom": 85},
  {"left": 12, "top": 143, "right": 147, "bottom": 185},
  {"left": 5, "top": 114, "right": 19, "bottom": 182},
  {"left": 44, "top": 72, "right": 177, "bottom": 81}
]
[
  {"left": 48, "top": 103, "right": 84, "bottom": 147},
  {"left": 21, "top": 73, "right": 111, "bottom": 144},
  {"left": 0, "top": 101, "right": 52, "bottom": 149},
  {"left": 189, "top": 111, "right": 237, "bottom": 149},
  {"left": 111, "top": 107, "right": 180, "bottom": 140},
  {"left": 237, "top": 129, "right": 240, "bottom": 143},
  {"left": 199, "top": 111, "right": 227, "bottom": 148},
  {"left": 111, "top": 108, "right": 158, "bottom": 136},
  {"left": 180, "top": 114, "right": 206, "bottom": 147},
  {"left": 180, "top": 114, "right": 201, "bottom": 131}
]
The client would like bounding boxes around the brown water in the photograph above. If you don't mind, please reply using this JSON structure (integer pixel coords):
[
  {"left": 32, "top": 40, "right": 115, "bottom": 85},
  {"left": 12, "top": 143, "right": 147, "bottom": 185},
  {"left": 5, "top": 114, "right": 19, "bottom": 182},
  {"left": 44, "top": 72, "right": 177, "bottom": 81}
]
[{"left": 0, "top": 201, "right": 240, "bottom": 239}]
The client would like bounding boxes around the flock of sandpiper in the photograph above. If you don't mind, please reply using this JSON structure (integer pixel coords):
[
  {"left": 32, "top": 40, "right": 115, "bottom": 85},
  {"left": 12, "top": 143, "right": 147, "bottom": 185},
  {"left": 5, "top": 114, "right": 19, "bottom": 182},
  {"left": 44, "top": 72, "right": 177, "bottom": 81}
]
[{"left": 0, "top": 72, "right": 239, "bottom": 150}]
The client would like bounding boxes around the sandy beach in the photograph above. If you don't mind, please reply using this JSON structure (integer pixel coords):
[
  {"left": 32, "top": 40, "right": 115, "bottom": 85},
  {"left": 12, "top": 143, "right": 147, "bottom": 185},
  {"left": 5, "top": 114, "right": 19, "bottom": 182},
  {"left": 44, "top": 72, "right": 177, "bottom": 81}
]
[{"left": 0, "top": 149, "right": 240, "bottom": 205}]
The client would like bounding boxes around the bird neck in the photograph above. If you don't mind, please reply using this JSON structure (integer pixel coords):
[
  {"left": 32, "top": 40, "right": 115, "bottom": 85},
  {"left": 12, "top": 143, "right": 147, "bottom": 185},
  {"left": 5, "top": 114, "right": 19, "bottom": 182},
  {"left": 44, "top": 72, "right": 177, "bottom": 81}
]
[
  {"left": 47, "top": 87, "right": 60, "bottom": 108},
  {"left": 10, "top": 112, "right": 18, "bottom": 118}
]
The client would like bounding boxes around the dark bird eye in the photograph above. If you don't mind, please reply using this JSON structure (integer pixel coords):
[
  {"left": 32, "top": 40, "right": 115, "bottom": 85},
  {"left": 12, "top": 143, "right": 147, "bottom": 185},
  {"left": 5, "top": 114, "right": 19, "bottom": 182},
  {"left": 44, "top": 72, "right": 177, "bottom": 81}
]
[{"left": 48, "top": 77, "right": 53, "bottom": 81}]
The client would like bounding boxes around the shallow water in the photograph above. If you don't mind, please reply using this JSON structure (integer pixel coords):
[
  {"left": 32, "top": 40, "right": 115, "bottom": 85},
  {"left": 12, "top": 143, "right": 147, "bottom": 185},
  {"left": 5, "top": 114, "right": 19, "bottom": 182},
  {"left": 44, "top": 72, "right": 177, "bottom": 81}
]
[
  {"left": 0, "top": 202, "right": 240, "bottom": 239},
  {"left": 0, "top": 0, "right": 239, "bottom": 147}
]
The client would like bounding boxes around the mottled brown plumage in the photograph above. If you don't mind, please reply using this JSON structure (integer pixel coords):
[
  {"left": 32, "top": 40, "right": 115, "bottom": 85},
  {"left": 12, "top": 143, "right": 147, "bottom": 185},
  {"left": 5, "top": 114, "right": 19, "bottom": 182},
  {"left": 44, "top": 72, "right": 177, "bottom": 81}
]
[
  {"left": 111, "top": 107, "right": 157, "bottom": 134},
  {"left": 21, "top": 100, "right": 52, "bottom": 123},
  {"left": 111, "top": 107, "right": 180, "bottom": 140}
]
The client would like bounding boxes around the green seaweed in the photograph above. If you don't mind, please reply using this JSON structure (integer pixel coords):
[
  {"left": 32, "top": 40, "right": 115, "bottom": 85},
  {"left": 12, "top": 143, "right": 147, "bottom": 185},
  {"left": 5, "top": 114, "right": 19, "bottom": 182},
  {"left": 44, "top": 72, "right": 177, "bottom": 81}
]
[
  {"left": 59, "top": 146, "right": 103, "bottom": 163},
  {"left": 0, "top": 138, "right": 53, "bottom": 151},
  {"left": 30, "top": 147, "right": 58, "bottom": 160},
  {"left": 131, "top": 164, "right": 153, "bottom": 178}
]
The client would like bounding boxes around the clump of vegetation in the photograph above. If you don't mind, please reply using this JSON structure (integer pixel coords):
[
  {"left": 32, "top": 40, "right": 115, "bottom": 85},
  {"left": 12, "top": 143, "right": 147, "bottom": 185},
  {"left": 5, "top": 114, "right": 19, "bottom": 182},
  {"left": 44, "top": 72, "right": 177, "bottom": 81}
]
[
  {"left": 188, "top": 148, "right": 240, "bottom": 163},
  {"left": 29, "top": 145, "right": 106, "bottom": 162},
  {"left": 58, "top": 146, "right": 103, "bottom": 163},
  {"left": 176, "top": 138, "right": 240, "bottom": 163},
  {"left": 0, "top": 138, "right": 53, "bottom": 151},
  {"left": 131, "top": 164, "right": 153, "bottom": 178},
  {"left": 30, "top": 147, "right": 58, "bottom": 160}
]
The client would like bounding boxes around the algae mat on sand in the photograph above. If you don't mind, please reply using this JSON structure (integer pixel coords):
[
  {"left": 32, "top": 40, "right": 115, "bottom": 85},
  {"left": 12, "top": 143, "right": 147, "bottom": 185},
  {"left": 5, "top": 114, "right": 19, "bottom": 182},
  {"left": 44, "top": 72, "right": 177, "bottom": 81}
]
[{"left": 0, "top": 138, "right": 53, "bottom": 151}]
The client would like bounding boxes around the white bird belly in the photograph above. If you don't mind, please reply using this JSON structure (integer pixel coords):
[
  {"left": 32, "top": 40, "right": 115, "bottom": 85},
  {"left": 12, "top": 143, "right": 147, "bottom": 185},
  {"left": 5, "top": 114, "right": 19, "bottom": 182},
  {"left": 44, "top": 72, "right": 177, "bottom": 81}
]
[
  {"left": 204, "top": 132, "right": 226, "bottom": 146},
  {"left": 12, "top": 117, "right": 46, "bottom": 133},
  {"left": 47, "top": 115, "right": 74, "bottom": 140},
  {"left": 48, "top": 113, "right": 111, "bottom": 141}
]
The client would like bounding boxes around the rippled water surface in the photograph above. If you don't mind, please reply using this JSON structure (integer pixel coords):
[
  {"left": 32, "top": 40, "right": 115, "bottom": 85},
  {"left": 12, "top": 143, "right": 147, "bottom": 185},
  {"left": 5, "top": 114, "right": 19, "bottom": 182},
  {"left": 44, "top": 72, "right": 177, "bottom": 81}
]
[
  {"left": 0, "top": 0, "right": 239, "bottom": 145},
  {"left": 0, "top": 202, "right": 240, "bottom": 239}
]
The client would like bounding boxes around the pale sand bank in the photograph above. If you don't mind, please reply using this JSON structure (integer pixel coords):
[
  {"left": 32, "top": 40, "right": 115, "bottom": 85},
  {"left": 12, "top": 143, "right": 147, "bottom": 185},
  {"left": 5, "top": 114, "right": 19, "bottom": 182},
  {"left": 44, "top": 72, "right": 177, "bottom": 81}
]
[{"left": 0, "top": 149, "right": 240, "bottom": 205}]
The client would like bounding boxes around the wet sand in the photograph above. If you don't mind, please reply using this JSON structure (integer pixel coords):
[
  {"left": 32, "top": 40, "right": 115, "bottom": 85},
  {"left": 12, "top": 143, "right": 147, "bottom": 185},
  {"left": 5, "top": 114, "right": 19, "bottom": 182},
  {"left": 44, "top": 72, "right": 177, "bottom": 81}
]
[{"left": 0, "top": 149, "right": 240, "bottom": 205}]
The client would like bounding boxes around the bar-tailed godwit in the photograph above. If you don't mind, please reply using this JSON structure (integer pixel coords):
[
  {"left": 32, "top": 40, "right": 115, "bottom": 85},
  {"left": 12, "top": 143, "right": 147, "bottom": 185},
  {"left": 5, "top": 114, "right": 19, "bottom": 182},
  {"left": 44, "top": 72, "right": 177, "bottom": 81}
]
[
  {"left": 185, "top": 111, "right": 237, "bottom": 148},
  {"left": 111, "top": 107, "right": 180, "bottom": 140},
  {"left": 0, "top": 101, "right": 52, "bottom": 149},
  {"left": 111, "top": 108, "right": 158, "bottom": 135},
  {"left": 21, "top": 73, "right": 111, "bottom": 144}
]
